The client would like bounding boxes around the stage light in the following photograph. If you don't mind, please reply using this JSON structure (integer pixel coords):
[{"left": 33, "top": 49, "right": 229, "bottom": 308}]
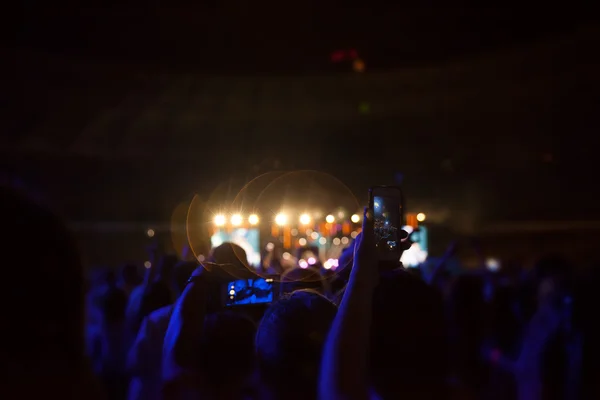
[
  {"left": 351, "top": 214, "right": 360, "bottom": 223},
  {"left": 231, "top": 214, "right": 243, "bottom": 226},
  {"left": 214, "top": 214, "right": 226, "bottom": 226},
  {"left": 248, "top": 214, "right": 259, "bottom": 225},
  {"left": 275, "top": 213, "right": 288, "bottom": 226},
  {"left": 146, "top": 228, "right": 155, "bottom": 237},
  {"left": 416, "top": 213, "right": 426, "bottom": 222},
  {"left": 332, "top": 238, "right": 341, "bottom": 246},
  {"left": 353, "top": 58, "right": 365, "bottom": 73},
  {"left": 299, "top": 214, "right": 311, "bottom": 225},
  {"left": 299, "top": 259, "right": 309, "bottom": 269},
  {"left": 326, "top": 215, "right": 335, "bottom": 223}
]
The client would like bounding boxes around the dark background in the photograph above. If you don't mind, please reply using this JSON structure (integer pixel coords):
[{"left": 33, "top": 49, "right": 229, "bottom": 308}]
[{"left": 2, "top": 2, "right": 599, "bottom": 263}]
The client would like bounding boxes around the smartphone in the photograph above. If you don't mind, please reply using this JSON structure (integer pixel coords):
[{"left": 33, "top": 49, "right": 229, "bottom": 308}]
[
  {"left": 369, "top": 186, "right": 405, "bottom": 262},
  {"left": 225, "top": 278, "right": 274, "bottom": 306}
]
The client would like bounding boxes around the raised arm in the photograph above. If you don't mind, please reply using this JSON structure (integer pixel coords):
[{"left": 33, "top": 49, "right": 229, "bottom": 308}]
[
  {"left": 162, "top": 265, "right": 208, "bottom": 394},
  {"left": 319, "top": 209, "right": 378, "bottom": 400}
]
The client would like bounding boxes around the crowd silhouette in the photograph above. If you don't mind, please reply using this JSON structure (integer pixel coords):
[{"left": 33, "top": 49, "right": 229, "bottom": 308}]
[{"left": 2, "top": 184, "right": 599, "bottom": 400}]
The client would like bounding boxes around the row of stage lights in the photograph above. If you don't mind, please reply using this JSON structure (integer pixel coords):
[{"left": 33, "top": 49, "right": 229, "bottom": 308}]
[{"left": 213, "top": 212, "right": 363, "bottom": 227}]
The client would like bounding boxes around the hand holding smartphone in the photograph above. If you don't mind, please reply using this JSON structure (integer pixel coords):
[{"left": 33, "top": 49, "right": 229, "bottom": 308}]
[{"left": 368, "top": 186, "right": 405, "bottom": 264}]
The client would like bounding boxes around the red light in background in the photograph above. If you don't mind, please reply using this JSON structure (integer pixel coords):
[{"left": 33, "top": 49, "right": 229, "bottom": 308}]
[
  {"left": 330, "top": 49, "right": 359, "bottom": 63},
  {"left": 330, "top": 51, "right": 345, "bottom": 62}
]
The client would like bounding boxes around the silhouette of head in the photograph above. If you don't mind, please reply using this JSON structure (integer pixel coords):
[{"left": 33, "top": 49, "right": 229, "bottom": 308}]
[
  {"left": 210, "top": 242, "right": 249, "bottom": 266},
  {"left": 370, "top": 269, "right": 447, "bottom": 399},
  {"left": 280, "top": 266, "right": 324, "bottom": 295},
  {"left": 196, "top": 311, "right": 256, "bottom": 394},
  {"left": 256, "top": 289, "right": 337, "bottom": 399},
  {"left": 1, "top": 186, "right": 84, "bottom": 364},
  {"left": 208, "top": 242, "right": 253, "bottom": 281}
]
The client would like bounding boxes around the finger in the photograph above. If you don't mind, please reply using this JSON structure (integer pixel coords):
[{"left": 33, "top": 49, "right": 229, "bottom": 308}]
[
  {"left": 362, "top": 206, "right": 374, "bottom": 235},
  {"left": 399, "top": 229, "right": 409, "bottom": 240}
]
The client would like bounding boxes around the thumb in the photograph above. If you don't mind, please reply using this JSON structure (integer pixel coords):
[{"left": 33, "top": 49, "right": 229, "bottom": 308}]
[{"left": 361, "top": 206, "right": 374, "bottom": 242}]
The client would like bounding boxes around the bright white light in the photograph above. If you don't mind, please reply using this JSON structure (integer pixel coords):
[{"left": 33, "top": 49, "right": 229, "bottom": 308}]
[
  {"left": 275, "top": 213, "right": 288, "bottom": 226},
  {"left": 299, "top": 214, "right": 311, "bottom": 225},
  {"left": 231, "top": 214, "right": 243, "bottom": 226},
  {"left": 351, "top": 214, "right": 360, "bottom": 223},
  {"left": 146, "top": 228, "right": 155, "bottom": 238},
  {"left": 332, "top": 238, "right": 341, "bottom": 246},
  {"left": 298, "top": 238, "right": 307, "bottom": 246},
  {"left": 486, "top": 257, "right": 501, "bottom": 272},
  {"left": 266, "top": 242, "right": 275, "bottom": 251},
  {"left": 323, "top": 260, "right": 332, "bottom": 269},
  {"left": 144, "top": 261, "right": 151, "bottom": 268},
  {"left": 416, "top": 212, "right": 426, "bottom": 222},
  {"left": 341, "top": 237, "right": 349, "bottom": 245},
  {"left": 299, "top": 259, "right": 309, "bottom": 269},
  {"left": 310, "top": 231, "right": 319, "bottom": 240},
  {"left": 332, "top": 259, "right": 339, "bottom": 267},
  {"left": 319, "top": 237, "right": 327, "bottom": 245},
  {"left": 400, "top": 242, "right": 428, "bottom": 267},
  {"left": 351, "top": 231, "right": 358, "bottom": 239},
  {"left": 214, "top": 214, "right": 226, "bottom": 226},
  {"left": 337, "top": 211, "right": 345, "bottom": 219},
  {"left": 290, "top": 228, "right": 298, "bottom": 236},
  {"left": 197, "top": 254, "right": 205, "bottom": 262},
  {"left": 325, "top": 215, "right": 335, "bottom": 223},
  {"left": 307, "top": 257, "right": 316, "bottom": 265},
  {"left": 282, "top": 252, "right": 291, "bottom": 260},
  {"left": 229, "top": 289, "right": 235, "bottom": 295},
  {"left": 403, "top": 225, "right": 414, "bottom": 235},
  {"left": 248, "top": 214, "right": 259, "bottom": 225}
]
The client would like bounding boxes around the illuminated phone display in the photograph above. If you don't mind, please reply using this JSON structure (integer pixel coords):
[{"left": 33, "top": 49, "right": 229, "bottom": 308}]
[
  {"left": 370, "top": 186, "right": 404, "bottom": 262},
  {"left": 226, "top": 278, "right": 274, "bottom": 306}
]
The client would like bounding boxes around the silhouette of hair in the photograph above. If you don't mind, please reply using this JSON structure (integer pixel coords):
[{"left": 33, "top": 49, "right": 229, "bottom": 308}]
[
  {"left": 210, "top": 242, "right": 249, "bottom": 267},
  {"left": 256, "top": 289, "right": 337, "bottom": 398},
  {"left": 280, "top": 267, "right": 324, "bottom": 295},
  {"left": 1, "top": 186, "right": 84, "bottom": 363},
  {"left": 208, "top": 242, "right": 254, "bottom": 283},
  {"left": 370, "top": 269, "right": 447, "bottom": 399}
]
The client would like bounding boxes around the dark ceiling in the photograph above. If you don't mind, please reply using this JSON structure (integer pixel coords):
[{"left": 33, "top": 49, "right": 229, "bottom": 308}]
[
  {"left": 4, "top": 2, "right": 596, "bottom": 72},
  {"left": 2, "top": 3, "right": 599, "bottom": 225}
]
